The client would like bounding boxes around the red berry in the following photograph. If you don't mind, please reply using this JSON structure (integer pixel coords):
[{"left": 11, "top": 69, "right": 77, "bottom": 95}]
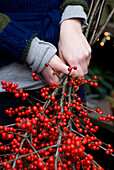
[
  {"left": 108, "top": 144, "right": 112, "bottom": 148},
  {"left": 48, "top": 157, "right": 55, "bottom": 163},
  {"left": 15, "top": 93, "right": 20, "bottom": 98},
  {"left": 73, "top": 66, "right": 77, "bottom": 70},
  {"left": 94, "top": 76, "right": 98, "bottom": 79},
  {"left": 84, "top": 80, "right": 88, "bottom": 84},
  {"left": 51, "top": 96, "right": 55, "bottom": 101},
  {"left": 32, "top": 106, "right": 38, "bottom": 112},
  {"left": 31, "top": 73, "right": 36, "bottom": 77},
  {"left": 90, "top": 82, "right": 94, "bottom": 86},
  {"left": 94, "top": 82, "right": 98, "bottom": 86},
  {"left": 1, "top": 80, "right": 6, "bottom": 85},
  {"left": 67, "top": 161, "right": 72, "bottom": 166},
  {"left": 14, "top": 83, "right": 18, "bottom": 88},
  {"left": 33, "top": 76, "right": 39, "bottom": 81},
  {"left": 16, "top": 159, "right": 22, "bottom": 165},
  {"left": 68, "top": 67, "right": 72, "bottom": 72},
  {"left": 106, "top": 150, "right": 110, "bottom": 155},
  {"left": 39, "top": 106, "right": 44, "bottom": 112},
  {"left": 88, "top": 79, "right": 91, "bottom": 82},
  {"left": 53, "top": 71, "right": 56, "bottom": 75},
  {"left": 45, "top": 63, "right": 49, "bottom": 67}
]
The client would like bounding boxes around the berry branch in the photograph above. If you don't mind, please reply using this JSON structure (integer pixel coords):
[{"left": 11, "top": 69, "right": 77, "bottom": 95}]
[
  {"left": 0, "top": 70, "right": 114, "bottom": 169},
  {"left": 0, "top": 1, "right": 114, "bottom": 168}
]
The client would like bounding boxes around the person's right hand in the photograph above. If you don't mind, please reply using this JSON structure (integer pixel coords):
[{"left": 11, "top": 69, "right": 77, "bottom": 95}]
[
  {"left": 41, "top": 55, "right": 78, "bottom": 85},
  {"left": 58, "top": 19, "right": 91, "bottom": 79}
]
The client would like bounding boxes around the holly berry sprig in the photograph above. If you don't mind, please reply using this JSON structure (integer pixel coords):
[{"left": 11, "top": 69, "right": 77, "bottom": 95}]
[{"left": 0, "top": 65, "right": 114, "bottom": 170}]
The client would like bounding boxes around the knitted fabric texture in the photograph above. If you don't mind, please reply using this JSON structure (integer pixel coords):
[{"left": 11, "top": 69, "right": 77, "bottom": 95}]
[
  {"left": 0, "top": 19, "right": 37, "bottom": 63},
  {"left": 0, "top": 0, "right": 90, "bottom": 66},
  {"left": 60, "top": 0, "right": 89, "bottom": 14}
]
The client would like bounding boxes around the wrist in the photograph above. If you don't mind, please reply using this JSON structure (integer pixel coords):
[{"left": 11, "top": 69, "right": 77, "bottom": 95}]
[{"left": 60, "top": 18, "right": 82, "bottom": 33}]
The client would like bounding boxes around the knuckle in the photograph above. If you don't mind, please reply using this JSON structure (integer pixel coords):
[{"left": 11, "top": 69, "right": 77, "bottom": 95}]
[
  {"left": 79, "top": 57, "right": 84, "bottom": 63},
  {"left": 85, "top": 51, "right": 90, "bottom": 58},
  {"left": 88, "top": 44, "right": 91, "bottom": 51},
  {"left": 85, "top": 70, "right": 88, "bottom": 75},
  {"left": 89, "top": 47, "right": 92, "bottom": 54},
  {"left": 79, "top": 53, "right": 88, "bottom": 61},
  {"left": 87, "top": 60, "right": 90, "bottom": 66},
  {"left": 88, "top": 47, "right": 92, "bottom": 57},
  {"left": 84, "top": 48, "right": 91, "bottom": 59}
]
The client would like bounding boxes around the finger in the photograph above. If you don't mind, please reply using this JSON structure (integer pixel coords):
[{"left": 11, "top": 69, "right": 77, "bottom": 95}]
[
  {"left": 49, "top": 56, "right": 67, "bottom": 74},
  {"left": 48, "top": 72, "right": 60, "bottom": 84},
  {"left": 86, "top": 58, "right": 90, "bottom": 67},
  {"left": 81, "top": 36, "right": 91, "bottom": 66},
  {"left": 59, "top": 73, "right": 64, "bottom": 79},
  {"left": 57, "top": 62, "right": 79, "bottom": 77},
  {"left": 76, "top": 63, "right": 85, "bottom": 78},
  {"left": 59, "top": 50, "right": 66, "bottom": 64},
  {"left": 41, "top": 66, "right": 60, "bottom": 84},
  {"left": 80, "top": 60, "right": 88, "bottom": 75},
  {"left": 86, "top": 52, "right": 91, "bottom": 67}
]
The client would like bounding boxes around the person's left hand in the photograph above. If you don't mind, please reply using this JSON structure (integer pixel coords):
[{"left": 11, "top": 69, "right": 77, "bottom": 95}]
[{"left": 58, "top": 19, "right": 91, "bottom": 78}]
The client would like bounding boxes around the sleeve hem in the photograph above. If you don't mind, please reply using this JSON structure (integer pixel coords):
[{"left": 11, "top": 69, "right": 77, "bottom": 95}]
[
  {"left": 60, "top": 0, "right": 89, "bottom": 14},
  {"left": 20, "top": 33, "right": 38, "bottom": 63},
  {"left": 37, "top": 45, "right": 57, "bottom": 73},
  {"left": 27, "top": 37, "right": 57, "bottom": 73},
  {"left": 60, "top": 5, "right": 88, "bottom": 28}
]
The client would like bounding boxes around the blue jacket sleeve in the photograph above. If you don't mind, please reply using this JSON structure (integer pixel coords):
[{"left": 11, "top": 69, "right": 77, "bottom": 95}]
[{"left": 0, "top": 13, "right": 37, "bottom": 64}]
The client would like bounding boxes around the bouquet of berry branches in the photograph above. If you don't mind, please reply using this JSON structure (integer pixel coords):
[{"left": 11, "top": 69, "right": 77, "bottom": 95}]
[
  {"left": 0, "top": 0, "right": 114, "bottom": 169},
  {"left": 0, "top": 66, "right": 114, "bottom": 170}
]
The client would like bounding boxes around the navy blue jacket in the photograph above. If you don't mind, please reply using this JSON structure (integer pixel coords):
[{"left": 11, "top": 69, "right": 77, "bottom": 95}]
[{"left": 0, "top": 0, "right": 90, "bottom": 66}]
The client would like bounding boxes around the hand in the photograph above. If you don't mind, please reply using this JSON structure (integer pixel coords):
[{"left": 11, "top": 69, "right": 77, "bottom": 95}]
[
  {"left": 58, "top": 19, "right": 91, "bottom": 78},
  {"left": 41, "top": 55, "right": 78, "bottom": 84}
]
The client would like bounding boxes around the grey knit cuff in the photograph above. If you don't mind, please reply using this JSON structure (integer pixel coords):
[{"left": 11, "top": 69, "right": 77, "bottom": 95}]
[
  {"left": 60, "top": 5, "right": 88, "bottom": 28},
  {"left": 26, "top": 37, "right": 57, "bottom": 73}
]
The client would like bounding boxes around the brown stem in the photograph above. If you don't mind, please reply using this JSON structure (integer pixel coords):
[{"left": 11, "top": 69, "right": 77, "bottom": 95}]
[
  {"left": 48, "top": 63, "right": 60, "bottom": 78},
  {"left": 89, "top": 0, "right": 106, "bottom": 45},
  {"left": 11, "top": 132, "right": 28, "bottom": 169},
  {"left": 29, "top": 94, "right": 45, "bottom": 104},
  {"left": 0, "top": 144, "right": 58, "bottom": 166},
  {"left": 55, "top": 77, "right": 68, "bottom": 170},
  {"left": 85, "top": 0, "right": 101, "bottom": 39},
  {"left": 26, "top": 138, "right": 41, "bottom": 158},
  {"left": 68, "top": 85, "right": 73, "bottom": 131},
  {"left": 87, "top": 0, "right": 95, "bottom": 20}
]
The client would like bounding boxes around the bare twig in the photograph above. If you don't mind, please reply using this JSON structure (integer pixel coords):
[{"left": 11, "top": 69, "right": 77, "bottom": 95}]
[
  {"left": 12, "top": 132, "right": 28, "bottom": 169},
  {"left": 87, "top": 0, "right": 95, "bottom": 19},
  {"left": 85, "top": 0, "right": 101, "bottom": 39},
  {"left": 89, "top": 0, "right": 106, "bottom": 45},
  {"left": 55, "top": 77, "right": 68, "bottom": 170}
]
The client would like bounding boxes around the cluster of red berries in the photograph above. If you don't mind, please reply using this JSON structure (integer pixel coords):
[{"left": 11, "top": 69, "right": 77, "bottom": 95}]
[
  {"left": 96, "top": 108, "right": 114, "bottom": 122},
  {"left": 0, "top": 66, "right": 114, "bottom": 170},
  {"left": 1, "top": 80, "right": 18, "bottom": 93},
  {"left": 31, "top": 73, "right": 39, "bottom": 81},
  {"left": 0, "top": 125, "right": 17, "bottom": 142},
  {"left": 1, "top": 80, "right": 29, "bottom": 101}
]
